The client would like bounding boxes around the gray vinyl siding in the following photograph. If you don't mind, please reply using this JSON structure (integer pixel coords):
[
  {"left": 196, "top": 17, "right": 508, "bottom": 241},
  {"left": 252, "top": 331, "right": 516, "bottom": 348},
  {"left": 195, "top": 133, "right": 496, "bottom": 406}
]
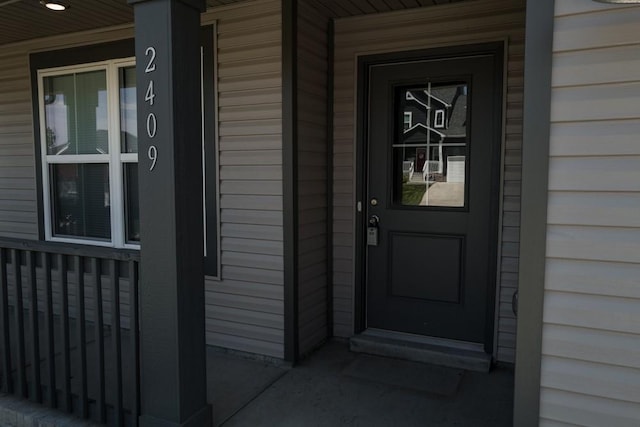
[
  {"left": 0, "top": 50, "right": 37, "bottom": 239},
  {"left": 204, "top": 0, "right": 285, "bottom": 359},
  {"left": 539, "top": 2, "right": 640, "bottom": 425},
  {"left": 296, "top": 1, "right": 331, "bottom": 356},
  {"left": 0, "top": 0, "right": 285, "bottom": 359},
  {"left": 332, "top": 0, "right": 526, "bottom": 362}
]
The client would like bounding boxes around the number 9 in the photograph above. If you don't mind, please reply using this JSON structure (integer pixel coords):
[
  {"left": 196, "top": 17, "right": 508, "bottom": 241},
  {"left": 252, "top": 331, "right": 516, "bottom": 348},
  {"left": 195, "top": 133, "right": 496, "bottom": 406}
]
[{"left": 148, "top": 145, "right": 158, "bottom": 171}]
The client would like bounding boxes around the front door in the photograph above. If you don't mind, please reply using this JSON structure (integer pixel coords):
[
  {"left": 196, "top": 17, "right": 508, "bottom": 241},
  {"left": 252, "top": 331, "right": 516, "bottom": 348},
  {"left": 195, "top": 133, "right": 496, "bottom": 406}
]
[{"left": 365, "top": 49, "right": 502, "bottom": 349}]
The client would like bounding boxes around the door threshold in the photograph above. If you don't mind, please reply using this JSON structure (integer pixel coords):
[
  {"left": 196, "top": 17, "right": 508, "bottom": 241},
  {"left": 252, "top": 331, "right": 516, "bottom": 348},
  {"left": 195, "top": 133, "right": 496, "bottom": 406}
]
[{"left": 350, "top": 329, "right": 492, "bottom": 372}]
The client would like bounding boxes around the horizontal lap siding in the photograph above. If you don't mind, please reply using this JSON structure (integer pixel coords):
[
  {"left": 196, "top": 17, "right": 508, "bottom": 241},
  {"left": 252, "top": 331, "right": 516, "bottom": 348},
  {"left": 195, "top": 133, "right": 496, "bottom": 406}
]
[
  {"left": 203, "top": 0, "right": 284, "bottom": 359},
  {"left": 540, "top": 2, "right": 640, "bottom": 425},
  {"left": 333, "top": 0, "right": 526, "bottom": 362},
  {"left": 0, "top": 51, "right": 37, "bottom": 239},
  {"left": 297, "top": 2, "right": 330, "bottom": 356},
  {"left": 0, "top": 0, "right": 284, "bottom": 359}
]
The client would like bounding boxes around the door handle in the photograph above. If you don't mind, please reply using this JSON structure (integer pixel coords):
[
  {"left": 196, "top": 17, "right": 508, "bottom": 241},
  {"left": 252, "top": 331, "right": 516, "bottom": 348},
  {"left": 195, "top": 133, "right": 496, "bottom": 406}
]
[{"left": 368, "top": 215, "right": 379, "bottom": 227}]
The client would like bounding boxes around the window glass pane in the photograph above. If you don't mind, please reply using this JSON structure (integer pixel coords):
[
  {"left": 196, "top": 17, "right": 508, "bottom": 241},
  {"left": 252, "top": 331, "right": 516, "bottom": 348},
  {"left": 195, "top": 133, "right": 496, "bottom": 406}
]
[
  {"left": 394, "top": 82, "right": 468, "bottom": 207},
  {"left": 124, "top": 163, "right": 140, "bottom": 243},
  {"left": 43, "top": 70, "right": 108, "bottom": 155},
  {"left": 119, "top": 66, "right": 138, "bottom": 153},
  {"left": 51, "top": 164, "right": 111, "bottom": 240}
]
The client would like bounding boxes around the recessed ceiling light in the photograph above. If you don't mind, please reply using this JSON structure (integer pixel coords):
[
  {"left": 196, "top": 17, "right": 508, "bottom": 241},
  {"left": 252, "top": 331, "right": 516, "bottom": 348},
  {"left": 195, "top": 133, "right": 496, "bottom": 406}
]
[{"left": 40, "top": 1, "right": 69, "bottom": 11}]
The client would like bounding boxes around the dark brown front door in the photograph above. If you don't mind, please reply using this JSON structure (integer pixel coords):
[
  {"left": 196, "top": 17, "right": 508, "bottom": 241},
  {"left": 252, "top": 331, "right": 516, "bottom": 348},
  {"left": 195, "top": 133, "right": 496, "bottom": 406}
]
[{"left": 365, "top": 50, "right": 502, "bottom": 348}]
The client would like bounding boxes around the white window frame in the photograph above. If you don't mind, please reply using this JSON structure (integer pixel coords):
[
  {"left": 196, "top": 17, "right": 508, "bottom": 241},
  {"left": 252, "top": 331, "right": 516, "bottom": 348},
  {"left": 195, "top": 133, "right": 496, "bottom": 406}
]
[
  {"left": 403, "top": 111, "right": 413, "bottom": 131},
  {"left": 37, "top": 57, "right": 139, "bottom": 250},
  {"left": 434, "top": 109, "right": 446, "bottom": 129}
]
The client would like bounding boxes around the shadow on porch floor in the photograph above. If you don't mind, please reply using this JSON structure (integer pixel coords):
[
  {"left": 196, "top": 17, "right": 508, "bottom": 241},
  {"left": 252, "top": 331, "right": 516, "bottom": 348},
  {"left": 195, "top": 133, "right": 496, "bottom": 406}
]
[
  {"left": 0, "top": 338, "right": 513, "bottom": 426},
  {"left": 216, "top": 340, "right": 514, "bottom": 427}
]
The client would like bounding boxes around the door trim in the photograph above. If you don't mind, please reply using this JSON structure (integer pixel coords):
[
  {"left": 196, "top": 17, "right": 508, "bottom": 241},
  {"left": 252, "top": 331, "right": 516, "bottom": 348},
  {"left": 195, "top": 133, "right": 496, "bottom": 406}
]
[{"left": 354, "top": 42, "right": 505, "bottom": 353}]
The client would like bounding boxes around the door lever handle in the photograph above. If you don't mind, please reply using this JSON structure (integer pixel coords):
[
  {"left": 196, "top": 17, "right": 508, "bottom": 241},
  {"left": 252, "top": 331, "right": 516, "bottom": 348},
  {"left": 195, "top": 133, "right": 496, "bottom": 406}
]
[{"left": 369, "top": 215, "right": 380, "bottom": 227}]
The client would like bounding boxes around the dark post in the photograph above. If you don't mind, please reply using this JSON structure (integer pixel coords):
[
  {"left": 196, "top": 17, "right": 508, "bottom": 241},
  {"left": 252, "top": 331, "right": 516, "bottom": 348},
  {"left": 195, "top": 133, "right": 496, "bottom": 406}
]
[{"left": 127, "top": 0, "right": 211, "bottom": 426}]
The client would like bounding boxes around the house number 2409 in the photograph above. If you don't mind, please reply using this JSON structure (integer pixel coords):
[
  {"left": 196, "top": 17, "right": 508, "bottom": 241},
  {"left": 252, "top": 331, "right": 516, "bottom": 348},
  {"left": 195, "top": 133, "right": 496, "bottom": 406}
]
[{"left": 145, "top": 46, "right": 158, "bottom": 171}]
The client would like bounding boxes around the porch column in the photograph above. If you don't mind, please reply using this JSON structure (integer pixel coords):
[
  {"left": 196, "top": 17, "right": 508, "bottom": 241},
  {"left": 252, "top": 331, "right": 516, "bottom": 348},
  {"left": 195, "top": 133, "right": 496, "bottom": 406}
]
[{"left": 127, "top": 0, "right": 211, "bottom": 426}]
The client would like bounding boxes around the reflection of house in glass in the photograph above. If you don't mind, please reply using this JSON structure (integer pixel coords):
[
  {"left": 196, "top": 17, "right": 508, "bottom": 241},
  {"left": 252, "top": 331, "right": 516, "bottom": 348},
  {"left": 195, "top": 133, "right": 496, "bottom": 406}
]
[{"left": 397, "top": 83, "right": 468, "bottom": 207}]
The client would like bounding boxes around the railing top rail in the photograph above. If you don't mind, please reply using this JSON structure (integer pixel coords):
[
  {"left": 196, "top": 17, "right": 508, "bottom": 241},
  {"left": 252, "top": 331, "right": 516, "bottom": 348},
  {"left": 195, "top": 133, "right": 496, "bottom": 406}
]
[{"left": 0, "top": 237, "right": 140, "bottom": 262}]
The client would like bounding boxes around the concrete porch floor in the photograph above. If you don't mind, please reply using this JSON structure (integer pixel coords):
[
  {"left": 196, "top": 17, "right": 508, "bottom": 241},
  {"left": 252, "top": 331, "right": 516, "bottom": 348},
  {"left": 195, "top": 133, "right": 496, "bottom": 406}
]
[
  {"left": 0, "top": 339, "right": 514, "bottom": 426},
  {"left": 219, "top": 340, "right": 514, "bottom": 427}
]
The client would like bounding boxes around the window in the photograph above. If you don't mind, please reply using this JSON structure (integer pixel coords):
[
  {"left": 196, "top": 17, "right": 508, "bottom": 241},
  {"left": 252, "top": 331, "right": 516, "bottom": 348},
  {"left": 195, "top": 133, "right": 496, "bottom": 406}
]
[
  {"left": 38, "top": 60, "right": 138, "bottom": 248},
  {"left": 31, "top": 27, "right": 219, "bottom": 276},
  {"left": 403, "top": 111, "right": 413, "bottom": 131}
]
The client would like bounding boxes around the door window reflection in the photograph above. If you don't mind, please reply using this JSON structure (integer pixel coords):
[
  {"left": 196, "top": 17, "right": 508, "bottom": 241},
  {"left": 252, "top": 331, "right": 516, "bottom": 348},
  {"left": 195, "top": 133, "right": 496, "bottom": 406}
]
[{"left": 394, "top": 82, "right": 468, "bottom": 207}]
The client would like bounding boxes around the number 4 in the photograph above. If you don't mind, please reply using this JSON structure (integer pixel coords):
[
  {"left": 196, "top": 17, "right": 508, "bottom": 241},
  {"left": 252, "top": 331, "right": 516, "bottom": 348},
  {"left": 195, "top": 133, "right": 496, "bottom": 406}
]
[{"left": 145, "top": 80, "right": 155, "bottom": 106}]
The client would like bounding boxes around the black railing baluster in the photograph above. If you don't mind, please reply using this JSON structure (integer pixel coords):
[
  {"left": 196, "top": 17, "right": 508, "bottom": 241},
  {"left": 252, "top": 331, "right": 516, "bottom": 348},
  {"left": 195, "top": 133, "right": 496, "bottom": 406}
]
[
  {"left": 42, "top": 253, "right": 56, "bottom": 408},
  {"left": 129, "top": 260, "right": 140, "bottom": 427},
  {"left": 59, "top": 254, "right": 72, "bottom": 413},
  {"left": 12, "top": 249, "right": 27, "bottom": 399},
  {"left": 0, "top": 248, "right": 12, "bottom": 393},
  {"left": 0, "top": 239, "right": 140, "bottom": 425},
  {"left": 92, "top": 258, "right": 106, "bottom": 423},
  {"left": 110, "top": 260, "right": 123, "bottom": 425},
  {"left": 27, "top": 251, "right": 42, "bottom": 403},
  {"left": 75, "top": 256, "right": 88, "bottom": 418}
]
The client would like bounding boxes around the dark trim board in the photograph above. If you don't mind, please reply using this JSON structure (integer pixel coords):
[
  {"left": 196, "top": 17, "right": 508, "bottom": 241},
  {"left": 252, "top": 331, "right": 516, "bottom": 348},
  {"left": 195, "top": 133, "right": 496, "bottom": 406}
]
[
  {"left": 200, "top": 25, "right": 218, "bottom": 277},
  {"left": 513, "top": 0, "right": 555, "bottom": 425},
  {"left": 326, "top": 18, "right": 335, "bottom": 338},
  {"left": 355, "top": 42, "right": 505, "bottom": 351},
  {"left": 282, "top": 0, "right": 299, "bottom": 364}
]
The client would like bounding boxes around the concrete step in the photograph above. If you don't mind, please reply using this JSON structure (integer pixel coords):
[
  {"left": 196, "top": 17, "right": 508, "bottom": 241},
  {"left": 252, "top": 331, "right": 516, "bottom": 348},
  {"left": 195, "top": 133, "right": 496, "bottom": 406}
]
[{"left": 350, "top": 331, "right": 492, "bottom": 372}]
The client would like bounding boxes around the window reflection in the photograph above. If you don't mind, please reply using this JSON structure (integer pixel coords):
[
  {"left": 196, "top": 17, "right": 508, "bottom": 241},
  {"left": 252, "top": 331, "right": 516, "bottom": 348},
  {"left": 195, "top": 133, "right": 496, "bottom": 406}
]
[
  {"left": 43, "top": 71, "right": 108, "bottom": 155},
  {"left": 51, "top": 163, "right": 111, "bottom": 240},
  {"left": 395, "top": 82, "right": 468, "bottom": 207},
  {"left": 120, "top": 66, "right": 138, "bottom": 153}
]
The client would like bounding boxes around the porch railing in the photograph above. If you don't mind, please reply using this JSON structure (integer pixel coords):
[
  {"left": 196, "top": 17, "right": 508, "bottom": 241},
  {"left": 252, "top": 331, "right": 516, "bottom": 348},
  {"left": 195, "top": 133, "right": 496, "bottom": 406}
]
[{"left": 0, "top": 237, "right": 140, "bottom": 426}]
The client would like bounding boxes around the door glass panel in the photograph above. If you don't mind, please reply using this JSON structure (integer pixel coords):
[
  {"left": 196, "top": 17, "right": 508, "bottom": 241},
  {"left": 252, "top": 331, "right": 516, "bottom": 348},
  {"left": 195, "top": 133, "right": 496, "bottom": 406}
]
[{"left": 393, "top": 82, "right": 468, "bottom": 207}]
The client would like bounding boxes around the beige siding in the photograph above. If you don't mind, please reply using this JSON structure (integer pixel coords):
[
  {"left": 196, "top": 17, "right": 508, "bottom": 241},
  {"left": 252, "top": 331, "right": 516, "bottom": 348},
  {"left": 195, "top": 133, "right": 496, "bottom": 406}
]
[
  {"left": 296, "top": 1, "right": 331, "bottom": 356},
  {"left": 0, "top": 0, "right": 285, "bottom": 359},
  {"left": 0, "top": 49, "right": 37, "bottom": 239},
  {"left": 332, "top": 0, "right": 526, "bottom": 362},
  {"left": 540, "top": 1, "right": 640, "bottom": 425},
  {"left": 204, "top": 0, "right": 284, "bottom": 359}
]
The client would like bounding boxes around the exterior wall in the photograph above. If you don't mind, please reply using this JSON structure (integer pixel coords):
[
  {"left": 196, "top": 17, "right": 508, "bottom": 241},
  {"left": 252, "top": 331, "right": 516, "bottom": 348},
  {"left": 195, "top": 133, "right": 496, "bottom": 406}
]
[
  {"left": 332, "top": 0, "right": 526, "bottom": 362},
  {"left": 296, "top": 2, "right": 331, "bottom": 356},
  {"left": 0, "top": 0, "right": 285, "bottom": 359},
  {"left": 539, "top": 2, "right": 640, "bottom": 425},
  {"left": 202, "top": 0, "right": 284, "bottom": 359}
]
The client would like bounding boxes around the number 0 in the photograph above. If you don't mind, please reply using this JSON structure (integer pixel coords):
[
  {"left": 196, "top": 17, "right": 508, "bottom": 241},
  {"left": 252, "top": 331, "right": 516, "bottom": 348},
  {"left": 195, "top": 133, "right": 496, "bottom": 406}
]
[{"left": 146, "top": 113, "right": 157, "bottom": 138}]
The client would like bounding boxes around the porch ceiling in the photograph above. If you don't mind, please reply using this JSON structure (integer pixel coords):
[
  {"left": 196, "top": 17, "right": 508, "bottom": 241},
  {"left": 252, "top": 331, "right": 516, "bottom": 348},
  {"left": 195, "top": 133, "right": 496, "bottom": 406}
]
[
  {"left": 0, "top": 0, "right": 245, "bottom": 46},
  {"left": 314, "top": 0, "right": 469, "bottom": 18},
  {"left": 0, "top": 0, "right": 469, "bottom": 46}
]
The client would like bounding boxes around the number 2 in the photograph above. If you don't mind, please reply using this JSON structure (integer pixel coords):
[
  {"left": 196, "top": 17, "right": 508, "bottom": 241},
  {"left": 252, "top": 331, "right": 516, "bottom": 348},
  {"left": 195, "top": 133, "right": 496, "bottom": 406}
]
[{"left": 145, "top": 47, "right": 156, "bottom": 73}]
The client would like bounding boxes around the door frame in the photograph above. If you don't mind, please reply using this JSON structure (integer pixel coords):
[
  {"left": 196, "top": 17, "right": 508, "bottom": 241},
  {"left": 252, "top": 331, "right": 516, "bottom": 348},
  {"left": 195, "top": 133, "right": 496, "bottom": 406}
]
[{"left": 354, "top": 42, "right": 505, "bottom": 353}]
